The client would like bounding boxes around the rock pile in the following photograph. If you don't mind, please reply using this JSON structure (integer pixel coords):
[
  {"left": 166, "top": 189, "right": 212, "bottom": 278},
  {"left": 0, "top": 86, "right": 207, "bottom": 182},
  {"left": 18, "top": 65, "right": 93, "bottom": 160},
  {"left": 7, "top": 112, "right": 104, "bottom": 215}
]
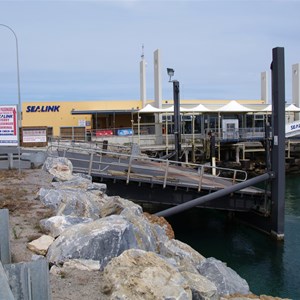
[{"left": 27, "top": 156, "right": 272, "bottom": 299}]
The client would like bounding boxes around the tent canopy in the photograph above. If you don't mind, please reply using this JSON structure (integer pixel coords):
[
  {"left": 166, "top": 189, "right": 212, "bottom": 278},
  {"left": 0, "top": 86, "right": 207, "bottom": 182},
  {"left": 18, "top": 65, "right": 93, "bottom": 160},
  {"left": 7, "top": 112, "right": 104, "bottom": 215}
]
[
  {"left": 215, "top": 100, "right": 256, "bottom": 112},
  {"left": 286, "top": 104, "right": 300, "bottom": 112},
  {"left": 138, "top": 104, "right": 165, "bottom": 113},
  {"left": 138, "top": 101, "right": 300, "bottom": 114},
  {"left": 138, "top": 104, "right": 211, "bottom": 113},
  {"left": 262, "top": 104, "right": 272, "bottom": 111},
  {"left": 182, "top": 104, "right": 211, "bottom": 112}
]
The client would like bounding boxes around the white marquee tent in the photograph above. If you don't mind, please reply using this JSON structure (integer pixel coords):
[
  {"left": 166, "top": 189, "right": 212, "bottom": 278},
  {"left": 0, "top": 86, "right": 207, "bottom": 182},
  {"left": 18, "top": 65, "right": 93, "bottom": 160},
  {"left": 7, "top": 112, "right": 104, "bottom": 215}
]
[{"left": 215, "top": 100, "right": 257, "bottom": 112}]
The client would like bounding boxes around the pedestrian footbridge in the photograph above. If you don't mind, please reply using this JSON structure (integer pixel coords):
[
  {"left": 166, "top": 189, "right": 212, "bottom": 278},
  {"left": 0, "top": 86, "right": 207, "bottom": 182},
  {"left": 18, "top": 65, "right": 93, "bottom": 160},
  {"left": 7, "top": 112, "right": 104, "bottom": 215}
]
[{"left": 47, "top": 142, "right": 270, "bottom": 215}]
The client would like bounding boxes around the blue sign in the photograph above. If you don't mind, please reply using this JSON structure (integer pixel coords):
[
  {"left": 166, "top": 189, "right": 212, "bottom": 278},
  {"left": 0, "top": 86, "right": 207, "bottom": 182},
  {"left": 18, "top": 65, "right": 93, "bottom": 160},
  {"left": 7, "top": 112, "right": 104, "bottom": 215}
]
[{"left": 117, "top": 128, "right": 133, "bottom": 136}]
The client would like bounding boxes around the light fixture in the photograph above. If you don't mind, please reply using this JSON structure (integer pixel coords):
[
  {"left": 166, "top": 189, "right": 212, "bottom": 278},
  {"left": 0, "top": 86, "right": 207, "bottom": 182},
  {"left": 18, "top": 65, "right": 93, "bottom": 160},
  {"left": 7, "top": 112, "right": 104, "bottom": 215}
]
[{"left": 167, "top": 68, "right": 175, "bottom": 82}]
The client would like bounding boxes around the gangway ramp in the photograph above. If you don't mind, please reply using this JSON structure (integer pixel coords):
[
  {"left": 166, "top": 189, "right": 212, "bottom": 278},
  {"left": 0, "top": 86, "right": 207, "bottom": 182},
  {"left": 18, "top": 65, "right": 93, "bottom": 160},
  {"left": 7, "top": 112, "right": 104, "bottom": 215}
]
[{"left": 48, "top": 144, "right": 264, "bottom": 195}]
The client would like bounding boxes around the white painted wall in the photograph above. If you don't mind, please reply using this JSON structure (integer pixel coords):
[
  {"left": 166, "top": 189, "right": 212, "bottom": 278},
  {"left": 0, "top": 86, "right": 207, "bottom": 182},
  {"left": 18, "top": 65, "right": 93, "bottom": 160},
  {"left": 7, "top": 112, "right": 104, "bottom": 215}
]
[
  {"left": 140, "top": 59, "right": 147, "bottom": 108},
  {"left": 154, "top": 49, "right": 162, "bottom": 109},
  {"left": 261, "top": 71, "right": 269, "bottom": 104},
  {"left": 292, "top": 63, "right": 300, "bottom": 120}
]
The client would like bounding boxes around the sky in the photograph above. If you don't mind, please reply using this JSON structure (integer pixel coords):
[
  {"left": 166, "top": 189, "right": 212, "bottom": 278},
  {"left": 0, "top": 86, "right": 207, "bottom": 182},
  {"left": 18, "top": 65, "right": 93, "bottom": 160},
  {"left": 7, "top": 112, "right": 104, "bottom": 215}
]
[{"left": 0, "top": 0, "right": 300, "bottom": 105}]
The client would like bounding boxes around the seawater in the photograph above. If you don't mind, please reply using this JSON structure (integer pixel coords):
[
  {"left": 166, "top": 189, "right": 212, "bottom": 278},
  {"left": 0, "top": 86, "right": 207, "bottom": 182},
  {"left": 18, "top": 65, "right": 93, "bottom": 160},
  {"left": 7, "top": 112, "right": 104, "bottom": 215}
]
[{"left": 170, "top": 174, "right": 300, "bottom": 299}]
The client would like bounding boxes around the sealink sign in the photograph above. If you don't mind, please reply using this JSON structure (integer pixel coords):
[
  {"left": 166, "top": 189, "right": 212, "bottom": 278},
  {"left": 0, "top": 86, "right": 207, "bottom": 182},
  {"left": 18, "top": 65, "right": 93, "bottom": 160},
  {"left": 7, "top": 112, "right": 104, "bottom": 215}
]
[
  {"left": 285, "top": 120, "right": 300, "bottom": 137},
  {"left": 26, "top": 105, "right": 60, "bottom": 112}
]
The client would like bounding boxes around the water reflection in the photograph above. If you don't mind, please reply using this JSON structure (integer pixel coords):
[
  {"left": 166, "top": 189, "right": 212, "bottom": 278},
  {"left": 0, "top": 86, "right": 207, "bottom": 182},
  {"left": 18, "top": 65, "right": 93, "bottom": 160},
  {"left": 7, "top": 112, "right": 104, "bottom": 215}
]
[
  {"left": 170, "top": 174, "right": 300, "bottom": 299},
  {"left": 285, "top": 174, "right": 300, "bottom": 215}
]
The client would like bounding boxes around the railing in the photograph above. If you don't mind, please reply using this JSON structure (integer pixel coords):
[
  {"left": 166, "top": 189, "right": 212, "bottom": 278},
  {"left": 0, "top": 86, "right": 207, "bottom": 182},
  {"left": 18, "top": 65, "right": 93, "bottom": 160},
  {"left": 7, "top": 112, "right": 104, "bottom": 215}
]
[
  {"left": 206, "top": 127, "right": 266, "bottom": 141},
  {"left": 49, "top": 137, "right": 133, "bottom": 153},
  {"left": 49, "top": 126, "right": 269, "bottom": 151},
  {"left": 48, "top": 143, "right": 248, "bottom": 192}
]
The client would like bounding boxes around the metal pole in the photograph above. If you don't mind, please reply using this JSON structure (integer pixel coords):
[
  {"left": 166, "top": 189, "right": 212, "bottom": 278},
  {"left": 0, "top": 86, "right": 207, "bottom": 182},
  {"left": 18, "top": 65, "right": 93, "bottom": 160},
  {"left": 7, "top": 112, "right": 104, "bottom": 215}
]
[
  {"left": 192, "top": 114, "right": 195, "bottom": 163},
  {"left": 173, "top": 80, "right": 181, "bottom": 161},
  {"left": 211, "top": 133, "right": 216, "bottom": 176},
  {"left": 0, "top": 24, "right": 21, "bottom": 174},
  {"left": 165, "top": 112, "right": 169, "bottom": 155},
  {"left": 138, "top": 112, "right": 141, "bottom": 146},
  {"left": 218, "top": 112, "right": 221, "bottom": 161},
  {"left": 270, "top": 47, "right": 285, "bottom": 238},
  {"left": 155, "top": 172, "right": 272, "bottom": 218}
]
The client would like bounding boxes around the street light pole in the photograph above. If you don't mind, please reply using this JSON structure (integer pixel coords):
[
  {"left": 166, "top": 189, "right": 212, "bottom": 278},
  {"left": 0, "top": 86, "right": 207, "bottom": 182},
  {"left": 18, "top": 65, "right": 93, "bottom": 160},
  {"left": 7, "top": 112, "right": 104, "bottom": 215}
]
[
  {"left": 173, "top": 80, "right": 181, "bottom": 162},
  {"left": 0, "top": 24, "right": 22, "bottom": 128},
  {"left": 1, "top": 24, "right": 22, "bottom": 173},
  {"left": 167, "top": 68, "right": 182, "bottom": 162}
]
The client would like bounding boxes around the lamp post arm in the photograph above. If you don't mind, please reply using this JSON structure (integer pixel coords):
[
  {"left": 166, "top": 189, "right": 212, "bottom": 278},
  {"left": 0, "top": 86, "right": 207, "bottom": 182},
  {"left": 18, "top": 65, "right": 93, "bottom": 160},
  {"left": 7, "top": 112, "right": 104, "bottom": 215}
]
[{"left": 0, "top": 24, "right": 22, "bottom": 127}]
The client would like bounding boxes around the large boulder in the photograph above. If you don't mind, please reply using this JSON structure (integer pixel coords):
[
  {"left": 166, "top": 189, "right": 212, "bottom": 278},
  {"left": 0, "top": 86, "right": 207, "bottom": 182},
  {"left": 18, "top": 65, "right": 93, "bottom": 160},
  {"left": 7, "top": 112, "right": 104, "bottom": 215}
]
[
  {"left": 102, "top": 249, "right": 192, "bottom": 300},
  {"left": 47, "top": 215, "right": 138, "bottom": 270},
  {"left": 120, "top": 208, "right": 169, "bottom": 253},
  {"left": 180, "top": 271, "right": 218, "bottom": 300},
  {"left": 38, "top": 188, "right": 104, "bottom": 219},
  {"left": 144, "top": 212, "right": 175, "bottom": 240},
  {"left": 51, "top": 174, "right": 106, "bottom": 194},
  {"left": 160, "top": 239, "right": 206, "bottom": 274},
  {"left": 99, "top": 197, "right": 170, "bottom": 252},
  {"left": 42, "top": 157, "right": 73, "bottom": 181},
  {"left": 197, "top": 257, "right": 250, "bottom": 296},
  {"left": 20, "top": 151, "right": 47, "bottom": 168},
  {"left": 40, "top": 215, "right": 93, "bottom": 237},
  {"left": 99, "top": 196, "right": 143, "bottom": 218}
]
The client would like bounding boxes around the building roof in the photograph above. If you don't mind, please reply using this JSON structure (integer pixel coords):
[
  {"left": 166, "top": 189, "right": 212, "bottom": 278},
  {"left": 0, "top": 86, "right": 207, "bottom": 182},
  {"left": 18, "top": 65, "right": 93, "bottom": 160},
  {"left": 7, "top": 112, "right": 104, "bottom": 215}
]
[{"left": 71, "top": 109, "right": 139, "bottom": 115}]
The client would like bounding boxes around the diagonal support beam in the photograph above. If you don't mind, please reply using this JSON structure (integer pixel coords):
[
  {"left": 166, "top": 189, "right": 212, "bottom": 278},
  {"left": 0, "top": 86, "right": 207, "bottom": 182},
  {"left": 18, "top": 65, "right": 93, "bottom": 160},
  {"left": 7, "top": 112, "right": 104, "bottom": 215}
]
[{"left": 155, "top": 172, "right": 272, "bottom": 218}]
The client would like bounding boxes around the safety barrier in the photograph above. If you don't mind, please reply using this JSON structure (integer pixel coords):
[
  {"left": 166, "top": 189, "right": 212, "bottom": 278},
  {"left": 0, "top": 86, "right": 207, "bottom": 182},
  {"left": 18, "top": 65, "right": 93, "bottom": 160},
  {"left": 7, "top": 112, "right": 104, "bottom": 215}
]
[{"left": 0, "top": 209, "right": 51, "bottom": 300}]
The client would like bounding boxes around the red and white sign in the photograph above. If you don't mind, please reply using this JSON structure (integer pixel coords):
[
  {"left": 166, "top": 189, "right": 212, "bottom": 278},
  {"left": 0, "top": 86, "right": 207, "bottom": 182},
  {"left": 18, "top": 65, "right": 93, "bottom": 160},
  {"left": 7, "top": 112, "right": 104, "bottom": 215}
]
[
  {"left": 22, "top": 129, "right": 47, "bottom": 143},
  {"left": 0, "top": 105, "right": 18, "bottom": 146}
]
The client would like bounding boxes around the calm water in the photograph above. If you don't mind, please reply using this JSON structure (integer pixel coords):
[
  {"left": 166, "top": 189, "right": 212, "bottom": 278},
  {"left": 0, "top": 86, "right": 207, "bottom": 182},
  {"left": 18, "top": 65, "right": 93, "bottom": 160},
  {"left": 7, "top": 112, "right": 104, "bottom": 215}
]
[{"left": 170, "top": 174, "right": 300, "bottom": 299}]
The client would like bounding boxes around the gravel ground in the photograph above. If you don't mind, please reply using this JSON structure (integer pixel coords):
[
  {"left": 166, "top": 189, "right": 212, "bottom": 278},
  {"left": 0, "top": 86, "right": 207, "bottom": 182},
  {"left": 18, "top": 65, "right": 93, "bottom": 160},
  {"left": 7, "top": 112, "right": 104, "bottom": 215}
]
[
  {"left": 0, "top": 169, "right": 109, "bottom": 300},
  {"left": 0, "top": 169, "right": 289, "bottom": 300}
]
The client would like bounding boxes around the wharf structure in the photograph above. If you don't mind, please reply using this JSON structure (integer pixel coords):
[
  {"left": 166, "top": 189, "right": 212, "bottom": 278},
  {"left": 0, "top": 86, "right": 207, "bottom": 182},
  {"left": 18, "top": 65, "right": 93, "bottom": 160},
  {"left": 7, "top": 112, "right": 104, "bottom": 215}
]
[
  {"left": 38, "top": 48, "right": 285, "bottom": 240},
  {"left": 21, "top": 98, "right": 300, "bottom": 166},
  {"left": 20, "top": 50, "right": 300, "bottom": 166},
  {"left": 17, "top": 48, "right": 291, "bottom": 239}
]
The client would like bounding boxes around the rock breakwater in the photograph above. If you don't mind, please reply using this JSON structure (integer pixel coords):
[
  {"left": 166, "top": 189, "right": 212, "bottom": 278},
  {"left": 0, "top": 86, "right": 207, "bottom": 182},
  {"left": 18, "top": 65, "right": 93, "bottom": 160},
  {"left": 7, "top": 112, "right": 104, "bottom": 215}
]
[{"left": 24, "top": 156, "right": 289, "bottom": 300}]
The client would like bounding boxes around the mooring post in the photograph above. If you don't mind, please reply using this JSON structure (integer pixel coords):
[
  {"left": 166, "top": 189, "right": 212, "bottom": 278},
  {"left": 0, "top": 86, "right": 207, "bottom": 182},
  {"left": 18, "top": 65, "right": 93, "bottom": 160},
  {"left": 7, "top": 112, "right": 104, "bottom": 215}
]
[{"left": 270, "top": 47, "right": 285, "bottom": 239}]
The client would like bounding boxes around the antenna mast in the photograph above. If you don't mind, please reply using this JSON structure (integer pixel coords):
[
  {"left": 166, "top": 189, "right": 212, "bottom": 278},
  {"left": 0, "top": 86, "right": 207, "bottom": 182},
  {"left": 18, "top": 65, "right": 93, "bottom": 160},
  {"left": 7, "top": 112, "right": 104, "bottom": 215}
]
[{"left": 141, "top": 44, "right": 144, "bottom": 60}]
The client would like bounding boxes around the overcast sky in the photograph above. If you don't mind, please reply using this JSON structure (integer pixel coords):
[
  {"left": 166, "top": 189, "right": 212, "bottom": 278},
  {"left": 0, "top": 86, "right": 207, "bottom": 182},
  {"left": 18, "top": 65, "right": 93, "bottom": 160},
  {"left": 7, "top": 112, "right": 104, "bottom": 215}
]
[{"left": 0, "top": 0, "right": 300, "bottom": 105}]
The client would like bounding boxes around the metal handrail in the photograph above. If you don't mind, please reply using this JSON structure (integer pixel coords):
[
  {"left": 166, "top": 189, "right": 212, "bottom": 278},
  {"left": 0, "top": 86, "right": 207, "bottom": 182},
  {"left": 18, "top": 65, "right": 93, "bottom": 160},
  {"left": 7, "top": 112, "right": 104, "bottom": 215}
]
[
  {"left": 48, "top": 137, "right": 132, "bottom": 153},
  {"left": 47, "top": 143, "right": 248, "bottom": 191}
]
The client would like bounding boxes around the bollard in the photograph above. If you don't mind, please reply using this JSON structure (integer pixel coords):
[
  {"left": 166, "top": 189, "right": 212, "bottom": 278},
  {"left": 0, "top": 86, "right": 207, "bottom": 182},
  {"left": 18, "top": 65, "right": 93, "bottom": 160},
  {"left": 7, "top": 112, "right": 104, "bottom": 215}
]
[{"left": 8, "top": 153, "right": 14, "bottom": 170}]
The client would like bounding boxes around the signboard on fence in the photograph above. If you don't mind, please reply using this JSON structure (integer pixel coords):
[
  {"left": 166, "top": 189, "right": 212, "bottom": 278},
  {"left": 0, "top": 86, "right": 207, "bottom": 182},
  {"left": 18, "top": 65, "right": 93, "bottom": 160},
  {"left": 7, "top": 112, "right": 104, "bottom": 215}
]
[
  {"left": 0, "top": 105, "right": 18, "bottom": 146},
  {"left": 22, "top": 129, "right": 47, "bottom": 143}
]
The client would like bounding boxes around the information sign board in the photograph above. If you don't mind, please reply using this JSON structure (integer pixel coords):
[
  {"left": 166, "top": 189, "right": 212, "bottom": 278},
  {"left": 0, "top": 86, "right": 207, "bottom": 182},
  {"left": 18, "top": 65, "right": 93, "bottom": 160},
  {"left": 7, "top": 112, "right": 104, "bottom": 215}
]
[
  {"left": 22, "top": 129, "right": 47, "bottom": 143},
  {"left": 0, "top": 105, "right": 18, "bottom": 146}
]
